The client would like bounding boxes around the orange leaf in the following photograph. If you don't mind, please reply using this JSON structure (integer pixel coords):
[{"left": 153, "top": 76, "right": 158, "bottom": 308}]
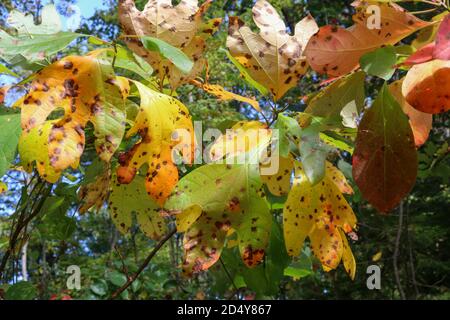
[
  {"left": 305, "top": 2, "right": 430, "bottom": 76},
  {"left": 402, "top": 59, "right": 450, "bottom": 114}
]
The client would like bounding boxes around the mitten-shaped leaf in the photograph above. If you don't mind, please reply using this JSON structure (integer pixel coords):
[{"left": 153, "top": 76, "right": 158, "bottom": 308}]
[
  {"left": 305, "top": 2, "right": 429, "bottom": 76},
  {"left": 165, "top": 163, "right": 271, "bottom": 275},
  {"left": 227, "top": 0, "right": 318, "bottom": 100},
  {"left": 19, "top": 54, "right": 128, "bottom": 177},
  {"left": 283, "top": 161, "right": 356, "bottom": 278},
  {"left": 116, "top": 81, "right": 194, "bottom": 206},
  {"left": 353, "top": 83, "right": 418, "bottom": 213}
]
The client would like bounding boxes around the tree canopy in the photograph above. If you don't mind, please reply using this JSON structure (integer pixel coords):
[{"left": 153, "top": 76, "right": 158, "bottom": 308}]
[{"left": 0, "top": 0, "right": 449, "bottom": 300}]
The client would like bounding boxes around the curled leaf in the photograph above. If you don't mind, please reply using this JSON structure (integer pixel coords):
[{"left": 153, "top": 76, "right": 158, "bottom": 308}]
[{"left": 402, "top": 59, "right": 450, "bottom": 114}]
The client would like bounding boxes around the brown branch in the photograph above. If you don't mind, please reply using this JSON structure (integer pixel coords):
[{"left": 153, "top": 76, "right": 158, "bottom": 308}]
[
  {"left": 393, "top": 201, "right": 406, "bottom": 300},
  {"left": 0, "top": 184, "right": 51, "bottom": 280},
  {"left": 109, "top": 228, "right": 177, "bottom": 300}
]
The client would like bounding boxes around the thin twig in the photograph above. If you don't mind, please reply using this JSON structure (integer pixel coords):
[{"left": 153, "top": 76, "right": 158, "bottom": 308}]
[
  {"left": 109, "top": 228, "right": 177, "bottom": 300},
  {"left": 219, "top": 257, "right": 239, "bottom": 299},
  {"left": 393, "top": 201, "right": 406, "bottom": 300}
]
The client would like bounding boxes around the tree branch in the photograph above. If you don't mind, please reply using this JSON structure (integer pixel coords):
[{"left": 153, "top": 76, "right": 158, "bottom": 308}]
[
  {"left": 393, "top": 201, "right": 406, "bottom": 300},
  {"left": 109, "top": 228, "right": 177, "bottom": 300}
]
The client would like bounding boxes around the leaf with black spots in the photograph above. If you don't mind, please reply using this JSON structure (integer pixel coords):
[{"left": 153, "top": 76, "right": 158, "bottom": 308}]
[
  {"left": 283, "top": 161, "right": 356, "bottom": 278},
  {"left": 109, "top": 175, "right": 167, "bottom": 240},
  {"left": 118, "top": 0, "right": 219, "bottom": 89},
  {"left": 165, "top": 163, "right": 271, "bottom": 275},
  {"left": 305, "top": 2, "right": 429, "bottom": 76},
  {"left": 18, "top": 121, "right": 61, "bottom": 183},
  {"left": 78, "top": 163, "right": 111, "bottom": 214},
  {"left": 116, "top": 81, "right": 194, "bottom": 206},
  {"left": 227, "top": 0, "right": 318, "bottom": 100},
  {"left": 18, "top": 54, "right": 128, "bottom": 178},
  {"left": 191, "top": 80, "right": 261, "bottom": 112}
]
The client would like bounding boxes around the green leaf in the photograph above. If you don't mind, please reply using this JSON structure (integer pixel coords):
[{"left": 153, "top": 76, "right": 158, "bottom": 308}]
[
  {"left": 5, "top": 281, "right": 37, "bottom": 300},
  {"left": 223, "top": 49, "right": 269, "bottom": 96},
  {"left": 353, "top": 83, "right": 418, "bottom": 213},
  {"left": 0, "top": 113, "right": 21, "bottom": 177},
  {"left": 275, "top": 114, "right": 302, "bottom": 158},
  {"left": 0, "top": 63, "right": 18, "bottom": 77},
  {"left": 305, "top": 71, "right": 365, "bottom": 128},
  {"left": 109, "top": 175, "right": 167, "bottom": 240},
  {"left": 90, "top": 280, "right": 108, "bottom": 296},
  {"left": 0, "top": 32, "right": 82, "bottom": 65},
  {"left": 141, "top": 36, "right": 193, "bottom": 74},
  {"left": 37, "top": 197, "right": 76, "bottom": 241},
  {"left": 108, "top": 271, "right": 128, "bottom": 287},
  {"left": 360, "top": 46, "right": 397, "bottom": 80},
  {"left": 112, "top": 46, "right": 153, "bottom": 80},
  {"left": 299, "top": 125, "right": 330, "bottom": 185},
  {"left": 82, "top": 158, "right": 106, "bottom": 186}
]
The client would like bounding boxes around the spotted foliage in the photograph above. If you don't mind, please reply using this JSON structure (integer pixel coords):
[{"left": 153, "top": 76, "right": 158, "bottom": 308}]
[
  {"left": 305, "top": 1, "right": 430, "bottom": 76},
  {"left": 78, "top": 163, "right": 111, "bottom": 214},
  {"left": 283, "top": 161, "right": 356, "bottom": 278},
  {"left": 118, "top": 0, "right": 220, "bottom": 88},
  {"left": 165, "top": 163, "right": 271, "bottom": 275},
  {"left": 18, "top": 54, "right": 129, "bottom": 179},
  {"left": 227, "top": 0, "right": 318, "bottom": 100},
  {"left": 116, "top": 81, "right": 194, "bottom": 206},
  {"left": 109, "top": 175, "right": 167, "bottom": 240}
]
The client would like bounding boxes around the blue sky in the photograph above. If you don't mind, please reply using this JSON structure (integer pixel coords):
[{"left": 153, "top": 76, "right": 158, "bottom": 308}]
[{"left": 42, "top": 0, "right": 108, "bottom": 30}]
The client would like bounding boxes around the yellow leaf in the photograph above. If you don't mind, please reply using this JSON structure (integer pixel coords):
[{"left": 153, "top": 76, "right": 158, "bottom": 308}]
[
  {"left": 117, "top": 81, "right": 194, "bottom": 206},
  {"left": 283, "top": 161, "right": 357, "bottom": 278},
  {"left": 402, "top": 59, "right": 450, "bottom": 114},
  {"left": 208, "top": 121, "right": 271, "bottom": 162},
  {"left": 227, "top": 0, "right": 318, "bottom": 100},
  {"left": 192, "top": 81, "right": 261, "bottom": 112},
  {"left": 19, "top": 54, "right": 128, "bottom": 173},
  {"left": 18, "top": 120, "right": 61, "bottom": 183},
  {"left": 372, "top": 250, "right": 382, "bottom": 262},
  {"left": 261, "top": 155, "right": 294, "bottom": 196},
  {"left": 0, "top": 182, "right": 7, "bottom": 194},
  {"left": 78, "top": 163, "right": 111, "bottom": 214},
  {"left": 109, "top": 175, "right": 167, "bottom": 240},
  {"left": 339, "top": 228, "right": 356, "bottom": 280}
]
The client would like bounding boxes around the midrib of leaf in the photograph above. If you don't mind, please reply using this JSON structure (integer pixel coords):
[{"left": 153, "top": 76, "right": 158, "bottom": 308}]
[{"left": 238, "top": 28, "right": 276, "bottom": 87}]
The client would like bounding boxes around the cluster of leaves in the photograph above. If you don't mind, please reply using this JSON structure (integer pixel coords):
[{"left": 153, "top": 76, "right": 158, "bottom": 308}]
[{"left": 0, "top": 0, "right": 449, "bottom": 300}]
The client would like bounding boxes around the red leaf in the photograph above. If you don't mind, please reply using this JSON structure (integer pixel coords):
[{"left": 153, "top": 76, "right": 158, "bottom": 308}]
[
  {"left": 434, "top": 15, "right": 450, "bottom": 60},
  {"left": 403, "top": 43, "right": 435, "bottom": 66},
  {"left": 353, "top": 84, "right": 418, "bottom": 213}
]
